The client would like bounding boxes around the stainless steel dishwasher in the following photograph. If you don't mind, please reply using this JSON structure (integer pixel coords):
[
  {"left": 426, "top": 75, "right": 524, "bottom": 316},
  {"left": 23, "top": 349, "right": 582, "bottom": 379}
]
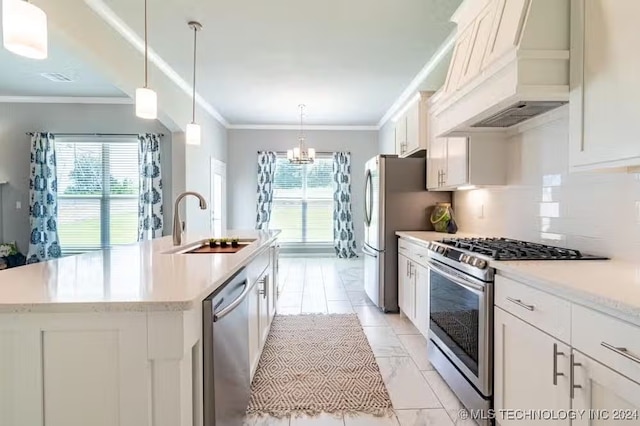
[{"left": 203, "top": 267, "right": 252, "bottom": 426}]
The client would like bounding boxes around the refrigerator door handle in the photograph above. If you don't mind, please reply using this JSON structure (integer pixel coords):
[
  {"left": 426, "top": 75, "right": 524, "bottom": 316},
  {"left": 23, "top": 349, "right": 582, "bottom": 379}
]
[
  {"left": 364, "top": 169, "right": 373, "bottom": 227},
  {"left": 362, "top": 244, "right": 378, "bottom": 257}
]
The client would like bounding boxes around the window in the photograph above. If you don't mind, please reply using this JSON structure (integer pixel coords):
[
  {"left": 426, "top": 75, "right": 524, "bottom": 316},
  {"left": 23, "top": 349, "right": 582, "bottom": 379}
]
[
  {"left": 270, "top": 155, "right": 334, "bottom": 244},
  {"left": 56, "top": 138, "right": 140, "bottom": 254}
]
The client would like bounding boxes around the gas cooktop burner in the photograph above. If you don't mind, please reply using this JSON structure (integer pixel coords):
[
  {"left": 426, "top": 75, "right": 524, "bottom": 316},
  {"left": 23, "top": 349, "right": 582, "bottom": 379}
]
[{"left": 439, "top": 237, "right": 608, "bottom": 261}]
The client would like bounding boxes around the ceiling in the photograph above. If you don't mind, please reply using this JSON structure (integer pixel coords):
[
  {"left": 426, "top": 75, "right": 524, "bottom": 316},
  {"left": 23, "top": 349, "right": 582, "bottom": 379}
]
[
  {"left": 0, "top": 8, "right": 125, "bottom": 99},
  {"left": 97, "top": 0, "right": 461, "bottom": 126}
]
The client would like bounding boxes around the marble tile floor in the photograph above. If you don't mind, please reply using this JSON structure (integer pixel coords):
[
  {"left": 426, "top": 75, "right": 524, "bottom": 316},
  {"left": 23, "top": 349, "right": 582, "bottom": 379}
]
[{"left": 244, "top": 257, "right": 471, "bottom": 426}]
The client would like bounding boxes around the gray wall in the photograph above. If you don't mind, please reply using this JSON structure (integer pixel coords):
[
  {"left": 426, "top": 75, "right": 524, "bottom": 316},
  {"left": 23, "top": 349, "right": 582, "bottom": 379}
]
[
  {"left": 0, "top": 103, "right": 171, "bottom": 251},
  {"left": 227, "top": 129, "right": 379, "bottom": 247}
]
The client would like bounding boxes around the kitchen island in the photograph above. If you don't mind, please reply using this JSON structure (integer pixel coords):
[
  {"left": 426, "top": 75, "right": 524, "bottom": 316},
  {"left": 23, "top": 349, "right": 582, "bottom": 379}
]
[{"left": 0, "top": 230, "right": 280, "bottom": 426}]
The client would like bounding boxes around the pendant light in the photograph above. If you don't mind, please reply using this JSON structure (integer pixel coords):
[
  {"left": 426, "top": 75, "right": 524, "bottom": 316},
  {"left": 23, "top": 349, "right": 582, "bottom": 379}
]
[
  {"left": 135, "top": 0, "right": 157, "bottom": 119},
  {"left": 287, "top": 104, "right": 315, "bottom": 164},
  {"left": 185, "top": 21, "right": 202, "bottom": 146},
  {"left": 2, "top": 0, "right": 48, "bottom": 59}
]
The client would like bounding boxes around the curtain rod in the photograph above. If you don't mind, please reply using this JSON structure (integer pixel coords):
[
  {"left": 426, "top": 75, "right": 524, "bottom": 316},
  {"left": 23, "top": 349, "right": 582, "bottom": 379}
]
[{"left": 26, "top": 132, "right": 164, "bottom": 137}]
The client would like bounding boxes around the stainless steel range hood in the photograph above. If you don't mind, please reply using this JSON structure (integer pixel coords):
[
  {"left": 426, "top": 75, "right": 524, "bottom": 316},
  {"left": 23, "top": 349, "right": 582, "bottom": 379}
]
[{"left": 431, "top": 0, "right": 570, "bottom": 136}]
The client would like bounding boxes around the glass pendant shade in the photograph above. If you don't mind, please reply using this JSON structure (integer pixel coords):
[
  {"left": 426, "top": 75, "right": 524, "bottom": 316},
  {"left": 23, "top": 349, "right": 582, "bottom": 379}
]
[
  {"left": 135, "top": 87, "right": 157, "bottom": 119},
  {"left": 186, "top": 122, "right": 201, "bottom": 146},
  {"left": 2, "top": 0, "right": 48, "bottom": 59},
  {"left": 287, "top": 150, "right": 293, "bottom": 160}
]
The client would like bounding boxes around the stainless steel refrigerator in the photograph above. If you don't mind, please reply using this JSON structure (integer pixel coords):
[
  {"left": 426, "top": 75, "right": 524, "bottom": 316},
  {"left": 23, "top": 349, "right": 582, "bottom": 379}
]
[{"left": 363, "top": 155, "right": 451, "bottom": 312}]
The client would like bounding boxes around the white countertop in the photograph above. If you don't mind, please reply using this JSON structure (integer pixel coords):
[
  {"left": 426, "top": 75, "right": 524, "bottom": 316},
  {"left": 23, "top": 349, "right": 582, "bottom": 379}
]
[
  {"left": 0, "top": 230, "right": 279, "bottom": 313},
  {"left": 396, "top": 231, "right": 640, "bottom": 326}
]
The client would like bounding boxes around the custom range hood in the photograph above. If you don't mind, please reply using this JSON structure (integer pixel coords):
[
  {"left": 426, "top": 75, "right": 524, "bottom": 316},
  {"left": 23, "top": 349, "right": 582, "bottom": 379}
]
[{"left": 431, "top": 0, "right": 570, "bottom": 136}]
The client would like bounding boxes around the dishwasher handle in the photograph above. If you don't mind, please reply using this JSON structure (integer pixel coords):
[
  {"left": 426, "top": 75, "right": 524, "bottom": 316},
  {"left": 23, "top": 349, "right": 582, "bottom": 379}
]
[{"left": 213, "top": 280, "right": 249, "bottom": 322}]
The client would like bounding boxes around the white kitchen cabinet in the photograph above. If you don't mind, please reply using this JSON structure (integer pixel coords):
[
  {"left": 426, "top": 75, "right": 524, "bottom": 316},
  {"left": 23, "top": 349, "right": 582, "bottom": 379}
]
[
  {"left": 427, "top": 133, "right": 507, "bottom": 191},
  {"left": 570, "top": 0, "right": 640, "bottom": 170},
  {"left": 258, "top": 275, "right": 270, "bottom": 349},
  {"left": 395, "top": 92, "right": 433, "bottom": 157},
  {"left": 248, "top": 279, "right": 261, "bottom": 378},
  {"left": 572, "top": 350, "right": 640, "bottom": 426},
  {"left": 395, "top": 115, "right": 407, "bottom": 156},
  {"left": 444, "top": 20, "right": 475, "bottom": 94},
  {"left": 413, "top": 263, "right": 430, "bottom": 337},
  {"left": 494, "top": 307, "right": 571, "bottom": 426},
  {"left": 398, "top": 253, "right": 414, "bottom": 320}
]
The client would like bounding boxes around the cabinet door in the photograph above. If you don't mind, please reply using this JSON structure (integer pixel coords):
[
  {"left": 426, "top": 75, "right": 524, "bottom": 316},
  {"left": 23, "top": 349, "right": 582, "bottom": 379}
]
[
  {"left": 398, "top": 254, "right": 409, "bottom": 316},
  {"left": 395, "top": 116, "right": 408, "bottom": 156},
  {"left": 483, "top": 0, "right": 529, "bottom": 67},
  {"left": 444, "top": 21, "right": 475, "bottom": 93},
  {"left": 427, "top": 136, "right": 447, "bottom": 190},
  {"left": 494, "top": 307, "right": 571, "bottom": 426},
  {"left": 569, "top": 0, "right": 640, "bottom": 169},
  {"left": 405, "top": 101, "right": 420, "bottom": 153},
  {"left": 572, "top": 350, "right": 640, "bottom": 426},
  {"left": 259, "top": 275, "right": 270, "bottom": 349},
  {"left": 248, "top": 282, "right": 261, "bottom": 377},
  {"left": 414, "top": 263, "right": 430, "bottom": 337},
  {"left": 444, "top": 137, "right": 469, "bottom": 188},
  {"left": 406, "top": 261, "right": 417, "bottom": 322}
]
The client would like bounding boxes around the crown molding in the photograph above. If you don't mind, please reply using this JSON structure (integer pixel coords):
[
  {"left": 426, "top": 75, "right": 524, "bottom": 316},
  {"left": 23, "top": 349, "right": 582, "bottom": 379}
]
[
  {"left": 0, "top": 96, "right": 132, "bottom": 104},
  {"left": 227, "top": 124, "right": 379, "bottom": 131},
  {"left": 377, "top": 30, "right": 456, "bottom": 128},
  {"left": 85, "top": 0, "right": 229, "bottom": 128}
]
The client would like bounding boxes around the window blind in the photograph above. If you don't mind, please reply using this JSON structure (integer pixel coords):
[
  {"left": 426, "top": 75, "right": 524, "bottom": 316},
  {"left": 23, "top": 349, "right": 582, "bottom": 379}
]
[
  {"left": 56, "top": 138, "right": 140, "bottom": 253},
  {"left": 270, "top": 155, "right": 334, "bottom": 244}
]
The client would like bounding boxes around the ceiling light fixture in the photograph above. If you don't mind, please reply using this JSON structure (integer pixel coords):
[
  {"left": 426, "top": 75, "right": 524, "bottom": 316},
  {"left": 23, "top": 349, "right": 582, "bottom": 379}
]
[
  {"left": 185, "top": 21, "right": 202, "bottom": 146},
  {"left": 135, "top": 0, "right": 157, "bottom": 119},
  {"left": 287, "top": 104, "right": 315, "bottom": 165},
  {"left": 2, "top": 0, "right": 48, "bottom": 59}
]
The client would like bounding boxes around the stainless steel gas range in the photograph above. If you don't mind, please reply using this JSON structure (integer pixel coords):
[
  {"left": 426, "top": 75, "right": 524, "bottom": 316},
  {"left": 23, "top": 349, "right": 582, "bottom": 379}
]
[{"left": 424, "top": 238, "right": 608, "bottom": 423}]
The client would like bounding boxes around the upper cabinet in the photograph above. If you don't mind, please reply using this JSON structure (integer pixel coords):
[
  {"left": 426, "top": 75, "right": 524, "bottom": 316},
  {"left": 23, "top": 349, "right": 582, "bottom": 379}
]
[
  {"left": 395, "top": 92, "right": 433, "bottom": 158},
  {"left": 432, "top": 0, "right": 570, "bottom": 136},
  {"left": 569, "top": 0, "right": 640, "bottom": 171}
]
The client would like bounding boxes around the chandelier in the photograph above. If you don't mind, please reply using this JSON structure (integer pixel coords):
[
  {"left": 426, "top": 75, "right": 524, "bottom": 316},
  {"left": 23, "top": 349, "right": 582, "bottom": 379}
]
[{"left": 287, "top": 104, "right": 315, "bottom": 165}]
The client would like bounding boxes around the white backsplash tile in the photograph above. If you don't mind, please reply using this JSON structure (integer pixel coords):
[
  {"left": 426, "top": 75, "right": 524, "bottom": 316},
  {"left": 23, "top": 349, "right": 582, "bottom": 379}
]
[{"left": 453, "top": 115, "right": 640, "bottom": 262}]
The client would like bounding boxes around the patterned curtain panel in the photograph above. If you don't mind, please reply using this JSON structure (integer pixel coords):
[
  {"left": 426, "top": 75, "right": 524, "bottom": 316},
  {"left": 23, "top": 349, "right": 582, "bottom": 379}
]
[
  {"left": 333, "top": 152, "right": 358, "bottom": 258},
  {"left": 26, "top": 133, "right": 62, "bottom": 263},
  {"left": 138, "top": 133, "right": 164, "bottom": 240},
  {"left": 255, "top": 151, "right": 277, "bottom": 230}
]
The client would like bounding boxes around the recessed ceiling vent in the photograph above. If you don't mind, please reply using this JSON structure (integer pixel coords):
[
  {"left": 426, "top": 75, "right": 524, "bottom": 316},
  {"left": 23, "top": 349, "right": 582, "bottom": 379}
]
[{"left": 40, "top": 72, "right": 74, "bottom": 82}]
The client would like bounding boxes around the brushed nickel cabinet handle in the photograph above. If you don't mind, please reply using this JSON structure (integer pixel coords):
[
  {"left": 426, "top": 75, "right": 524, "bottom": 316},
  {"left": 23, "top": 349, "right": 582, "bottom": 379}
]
[
  {"left": 506, "top": 297, "right": 535, "bottom": 311},
  {"left": 553, "top": 343, "right": 565, "bottom": 386},
  {"left": 601, "top": 342, "right": 640, "bottom": 364},
  {"left": 570, "top": 353, "right": 582, "bottom": 399}
]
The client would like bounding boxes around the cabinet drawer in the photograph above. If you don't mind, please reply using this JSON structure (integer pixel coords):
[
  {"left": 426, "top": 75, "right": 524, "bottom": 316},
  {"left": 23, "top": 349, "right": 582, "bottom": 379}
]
[
  {"left": 495, "top": 275, "right": 571, "bottom": 343},
  {"left": 398, "top": 239, "right": 412, "bottom": 256},
  {"left": 572, "top": 305, "right": 640, "bottom": 385},
  {"left": 398, "top": 238, "right": 429, "bottom": 266}
]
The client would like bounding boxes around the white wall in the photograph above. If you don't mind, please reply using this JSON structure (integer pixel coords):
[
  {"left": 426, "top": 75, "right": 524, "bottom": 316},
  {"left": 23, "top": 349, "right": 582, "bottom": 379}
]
[
  {"left": 0, "top": 103, "right": 172, "bottom": 252},
  {"left": 454, "top": 107, "right": 640, "bottom": 262},
  {"left": 227, "top": 129, "right": 379, "bottom": 246}
]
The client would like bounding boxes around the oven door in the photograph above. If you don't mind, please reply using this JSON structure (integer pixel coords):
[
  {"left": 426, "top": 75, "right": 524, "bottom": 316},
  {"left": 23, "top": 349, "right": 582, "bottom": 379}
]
[{"left": 428, "top": 259, "right": 492, "bottom": 397}]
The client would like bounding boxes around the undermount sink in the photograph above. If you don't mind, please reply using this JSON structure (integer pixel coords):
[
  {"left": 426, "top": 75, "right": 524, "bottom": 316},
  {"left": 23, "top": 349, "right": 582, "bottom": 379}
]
[{"left": 163, "top": 239, "right": 256, "bottom": 255}]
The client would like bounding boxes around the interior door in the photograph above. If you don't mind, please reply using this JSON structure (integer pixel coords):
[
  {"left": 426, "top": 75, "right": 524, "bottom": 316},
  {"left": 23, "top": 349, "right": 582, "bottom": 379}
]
[{"left": 210, "top": 158, "right": 227, "bottom": 237}]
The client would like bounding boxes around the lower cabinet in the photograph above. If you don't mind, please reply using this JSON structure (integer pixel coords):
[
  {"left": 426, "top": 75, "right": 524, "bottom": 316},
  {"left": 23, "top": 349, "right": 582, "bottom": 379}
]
[
  {"left": 248, "top": 279, "right": 261, "bottom": 377},
  {"left": 495, "top": 274, "right": 640, "bottom": 426},
  {"left": 572, "top": 350, "right": 640, "bottom": 426},
  {"left": 397, "top": 240, "right": 430, "bottom": 337},
  {"left": 494, "top": 307, "right": 571, "bottom": 426},
  {"left": 248, "top": 255, "right": 277, "bottom": 379}
]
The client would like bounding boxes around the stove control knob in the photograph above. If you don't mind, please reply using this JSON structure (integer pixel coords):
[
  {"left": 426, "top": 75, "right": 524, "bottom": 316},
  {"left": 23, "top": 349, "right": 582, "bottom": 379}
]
[
  {"left": 436, "top": 246, "right": 446, "bottom": 254},
  {"left": 475, "top": 259, "right": 488, "bottom": 269},
  {"left": 460, "top": 254, "right": 470, "bottom": 263}
]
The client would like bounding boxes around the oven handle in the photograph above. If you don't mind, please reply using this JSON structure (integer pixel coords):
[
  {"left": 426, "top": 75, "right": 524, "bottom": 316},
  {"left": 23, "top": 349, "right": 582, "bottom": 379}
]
[{"left": 427, "top": 260, "right": 486, "bottom": 294}]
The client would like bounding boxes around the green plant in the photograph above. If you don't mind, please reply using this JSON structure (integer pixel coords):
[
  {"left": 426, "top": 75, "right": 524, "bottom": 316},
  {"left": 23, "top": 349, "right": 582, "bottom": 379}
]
[
  {"left": 230, "top": 237, "right": 239, "bottom": 244},
  {"left": 209, "top": 238, "right": 217, "bottom": 243}
]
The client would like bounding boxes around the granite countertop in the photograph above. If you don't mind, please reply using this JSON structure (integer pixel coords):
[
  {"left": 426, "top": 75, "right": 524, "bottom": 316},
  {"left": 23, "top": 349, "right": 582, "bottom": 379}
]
[
  {"left": 0, "top": 230, "right": 279, "bottom": 313},
  {"left": 396, "top": 231, "right": 640, "bottom": 326}
]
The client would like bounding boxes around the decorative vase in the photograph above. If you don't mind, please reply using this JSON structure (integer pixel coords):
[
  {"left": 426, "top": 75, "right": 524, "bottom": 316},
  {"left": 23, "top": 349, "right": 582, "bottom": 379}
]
[{"left": 430, "top": 202, "right": 458, "bottom": 234}]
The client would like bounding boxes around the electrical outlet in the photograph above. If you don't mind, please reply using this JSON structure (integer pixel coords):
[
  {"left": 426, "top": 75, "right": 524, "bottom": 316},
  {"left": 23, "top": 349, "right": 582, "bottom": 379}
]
[
  {"left": 477, "top": 204, "right": 484, "bottom": 219},
  {"left": 16, "top": 201, "right": 21, "bottom": 210}
]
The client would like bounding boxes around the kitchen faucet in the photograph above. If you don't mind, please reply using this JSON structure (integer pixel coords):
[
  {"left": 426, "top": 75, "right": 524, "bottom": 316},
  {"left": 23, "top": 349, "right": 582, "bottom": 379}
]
[{"left": 173, "top": 191, "right": 208, "bottom": 246}]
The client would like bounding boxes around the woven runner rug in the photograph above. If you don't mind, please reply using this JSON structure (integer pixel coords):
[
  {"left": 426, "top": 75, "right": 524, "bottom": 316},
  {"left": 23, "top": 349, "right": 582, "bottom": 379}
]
[{"left": 247, "top": 314, "right": 393, "bottom": 418}]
